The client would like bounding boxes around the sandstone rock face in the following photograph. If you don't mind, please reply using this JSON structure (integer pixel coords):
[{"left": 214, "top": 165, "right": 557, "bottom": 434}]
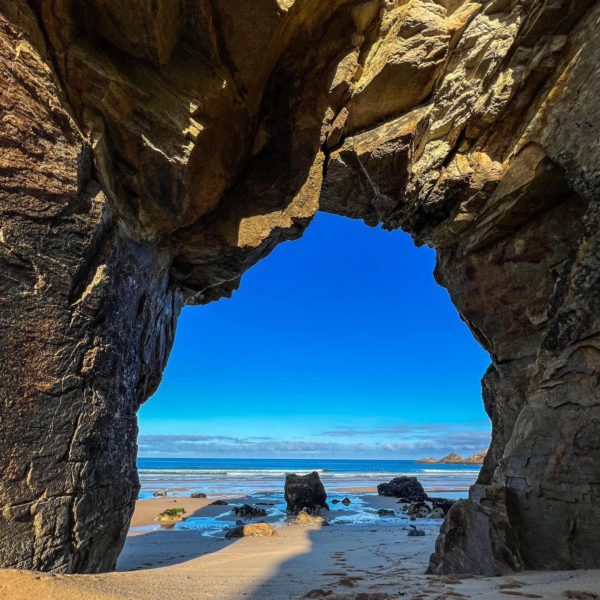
[
  {"left": 225, "top": 522, "right": 278, "bottom": 539},
  {"left": 284, "top": 472, "right": 329, "bottom": 515},
  {"left": 1, "top": 0, "right": 599, "bottom": 576}
]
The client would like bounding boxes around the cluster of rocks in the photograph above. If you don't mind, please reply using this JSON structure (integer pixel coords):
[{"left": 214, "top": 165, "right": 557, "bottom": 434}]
[
  {"left": 377, "top": 477, "right": 455, "bottom": 520},
  {"left": 283, "top": 472, "right": 332, "bottom": 527},
  {"left": 232, "top": 504, "right": 268, "bottom": 519},
  {"left": 224, "top": 473, "right": 333, "bottom": 537},
  {"left": 155, "top": 507, "right": 187, "bottom": 527}
]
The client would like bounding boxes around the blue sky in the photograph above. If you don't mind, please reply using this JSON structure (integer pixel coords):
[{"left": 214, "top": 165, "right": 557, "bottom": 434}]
[{"left": 138, "top": 212, "right": 491, "bottom": 459}]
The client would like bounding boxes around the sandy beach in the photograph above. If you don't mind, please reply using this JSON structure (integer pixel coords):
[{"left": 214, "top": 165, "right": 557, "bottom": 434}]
[{"left": 1, "top": 494, "right": 599, "bottom": 600}]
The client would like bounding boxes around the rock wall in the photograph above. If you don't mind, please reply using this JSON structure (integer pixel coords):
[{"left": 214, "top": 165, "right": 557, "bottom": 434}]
[{"left": 1, "top": 0, "right": 599, "bottom": 575}]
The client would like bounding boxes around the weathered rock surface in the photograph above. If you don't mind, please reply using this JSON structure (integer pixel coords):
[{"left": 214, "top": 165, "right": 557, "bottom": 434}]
[
  {"left": 225, "top": 522, "right": 278, "bottom": 539},
  {"left": 428, "top": 486, "right": 523, "bottom": 576},
  {"left": 284, "top": 472, "right": 329, "bottom": 515},
  {"left": 377, "top": 477, "right": 427, "bottom": 502},
  {"left": 1, "top": 0, "right": 600, "bottom": 577}
]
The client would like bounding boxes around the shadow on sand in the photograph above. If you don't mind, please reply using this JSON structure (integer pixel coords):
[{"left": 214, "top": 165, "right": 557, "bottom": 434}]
[{"left": 117, "top": 502, "right": 240, "bottom": 571}]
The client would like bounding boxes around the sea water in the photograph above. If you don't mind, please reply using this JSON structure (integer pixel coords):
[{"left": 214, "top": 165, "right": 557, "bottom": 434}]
[{"left": 138, "top": 457, "right": 480, "bottom": 498}]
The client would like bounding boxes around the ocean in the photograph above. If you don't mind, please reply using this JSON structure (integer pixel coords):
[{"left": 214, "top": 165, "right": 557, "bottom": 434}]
[{"left": 137, "top": 457, "right": 480, "bottom": 499}]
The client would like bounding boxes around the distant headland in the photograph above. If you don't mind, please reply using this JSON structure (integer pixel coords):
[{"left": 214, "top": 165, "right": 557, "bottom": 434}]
[{"left": 416, "top": 451, "right": 487, "bottom": 465}]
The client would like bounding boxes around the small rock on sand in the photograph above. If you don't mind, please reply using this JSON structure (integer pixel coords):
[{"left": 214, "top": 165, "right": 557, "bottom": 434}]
[
  {"left": 225, "top": 522, "right": 278, "bottom": 538},
  {"left": 406, "top": 502, "right": 431, "bottom": 518},
  {"left": 232, "top": 504, "right": 268, "bottom": 519},
  {"left": 295, "top": 510, "right": 329, "bottom": 526},
  {"left": 407, "top": 525, "right": 425, "bottom": 537}
]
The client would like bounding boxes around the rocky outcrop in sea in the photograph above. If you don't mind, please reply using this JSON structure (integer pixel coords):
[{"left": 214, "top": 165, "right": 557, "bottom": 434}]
[{"left": 417, "top": 451, "right": 487, "bottom": 465}]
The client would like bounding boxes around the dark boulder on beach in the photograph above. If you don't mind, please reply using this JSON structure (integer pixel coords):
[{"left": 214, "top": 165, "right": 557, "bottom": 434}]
[
  {"left": 232, "top": 504, "right": 268, "bottom": 519},
  {"left": 225, "top": 523, "right": 278, "bottom": 539},
  {"left": 285, "top": 471, "right": 329, "bottom": 514},
  {"left": 191, "top": 493, "right": 207, "bottom": 498},
  {"left": 377, "top": 476, "right": 427, "bottom": 502},
  {"left": 211, "top": 499, "right": 228, "bottom": 506}
]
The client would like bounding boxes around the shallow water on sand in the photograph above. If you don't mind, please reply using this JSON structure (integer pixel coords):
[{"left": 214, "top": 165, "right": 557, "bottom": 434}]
[{"left": 130, "top": 491, "right": 455, "bottom": 538}]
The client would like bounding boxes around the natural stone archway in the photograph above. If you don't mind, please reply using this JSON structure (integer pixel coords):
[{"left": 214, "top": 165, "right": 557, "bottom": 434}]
[{"left": 1, "top": 0, "right": 599, "bottom": 576}]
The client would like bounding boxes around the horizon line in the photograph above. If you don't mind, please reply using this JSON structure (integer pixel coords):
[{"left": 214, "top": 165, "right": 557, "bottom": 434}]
[{"left": 136, "top": 454, "right": 486, "bottom": 461}]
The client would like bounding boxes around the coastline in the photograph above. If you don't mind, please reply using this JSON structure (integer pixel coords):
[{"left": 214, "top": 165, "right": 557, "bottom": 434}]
[{"left": 1, "top": 493, "right": 599, "bottom": 599}]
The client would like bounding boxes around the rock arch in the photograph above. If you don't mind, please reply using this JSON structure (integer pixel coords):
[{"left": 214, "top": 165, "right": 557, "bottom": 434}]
[{"left": 1, "top": 0, "right": 599, "bottom": 575}]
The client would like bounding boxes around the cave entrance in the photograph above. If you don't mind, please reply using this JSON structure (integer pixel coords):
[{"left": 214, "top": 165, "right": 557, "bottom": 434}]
[{"left": 129, "top": 211, "right": 490, "bottom": 557}]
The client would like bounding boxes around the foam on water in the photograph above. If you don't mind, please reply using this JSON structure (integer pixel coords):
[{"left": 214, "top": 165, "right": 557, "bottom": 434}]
[{"left": 138, "top": 458, "right": 480, "bottom": 498}]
